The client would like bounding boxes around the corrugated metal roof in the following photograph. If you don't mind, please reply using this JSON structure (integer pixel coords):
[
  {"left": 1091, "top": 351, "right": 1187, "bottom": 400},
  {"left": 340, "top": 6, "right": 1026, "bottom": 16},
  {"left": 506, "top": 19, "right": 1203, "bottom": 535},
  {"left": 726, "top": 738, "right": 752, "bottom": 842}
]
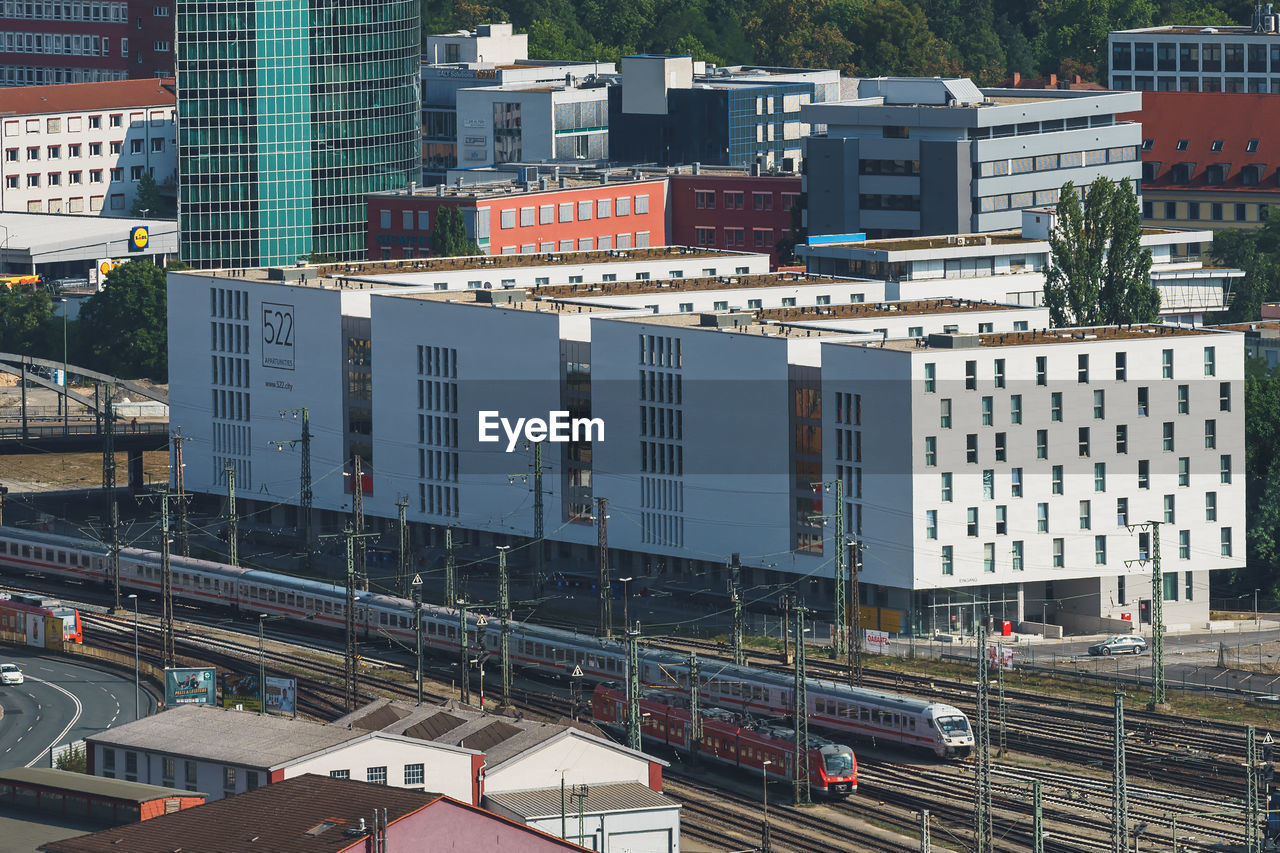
[
  {"left": 0, "top": 768, "right": 203, "bottom": 802},
  {"left": 485, "top": 783, "right": 679, "bottom": 819}
]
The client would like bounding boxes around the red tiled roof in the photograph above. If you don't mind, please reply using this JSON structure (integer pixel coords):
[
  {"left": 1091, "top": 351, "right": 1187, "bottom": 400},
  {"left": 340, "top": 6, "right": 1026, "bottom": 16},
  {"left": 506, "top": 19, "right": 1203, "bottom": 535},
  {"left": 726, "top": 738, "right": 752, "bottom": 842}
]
[
  {"left": 1122, "top": 91, "right": 1280, "bottom": 192},
  {"left": 0, "top": 78, "right": 175, "bottom": 117},
  {"left": 1000, "top": 72, "right": 1107, "bottom": 91}
]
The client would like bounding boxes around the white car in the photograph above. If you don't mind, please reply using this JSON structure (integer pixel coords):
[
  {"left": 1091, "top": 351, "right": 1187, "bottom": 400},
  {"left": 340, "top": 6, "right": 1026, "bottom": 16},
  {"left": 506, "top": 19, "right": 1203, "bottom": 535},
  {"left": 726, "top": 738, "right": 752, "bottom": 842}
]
[{"left": 1, "top": 664, "right": 23, "bottom": 685}]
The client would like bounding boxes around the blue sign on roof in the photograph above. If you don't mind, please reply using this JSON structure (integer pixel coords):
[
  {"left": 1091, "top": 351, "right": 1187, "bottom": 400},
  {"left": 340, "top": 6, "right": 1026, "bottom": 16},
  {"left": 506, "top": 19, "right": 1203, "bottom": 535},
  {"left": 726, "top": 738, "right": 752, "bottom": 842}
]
[{"left": 807, "top": 233, "right": 867, "bottom": 246}]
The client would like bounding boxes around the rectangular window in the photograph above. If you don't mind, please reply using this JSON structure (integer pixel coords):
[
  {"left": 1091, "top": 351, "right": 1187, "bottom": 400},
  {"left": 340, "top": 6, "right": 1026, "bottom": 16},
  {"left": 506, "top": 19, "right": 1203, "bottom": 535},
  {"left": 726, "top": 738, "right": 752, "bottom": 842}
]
[
  {"left": 1220, "top": 382, "right": 1231, "bottom": 411},
  {"left": 1053, "top": 538, "right": 1064, "bottom": 567},
  {"left": 1220, "top": 454, "right": 1232, "bottom": 483},
  {"left": 942, "top": 545, "right": 954, "bottom": 575},
  {"left": 926, "top": 510, "right": 938, "bottom": 539},
  {"left": 1179, "top": 457, "right": 1190, "bottom": 486},
  {"left": 924, "top": 436, "right": 937, "bottom": 467},
  {"left": 967, "top": 434, "right": 979, "bottom": 464},
  {"left": 924, "top": 363, "right": 936, "bottom": 392},
  {"left": 983, "top": 469, "right": 995, "bottom": 499},
  {"left": 995, "top": 432, "right": 1007, "bottom": 462},
  {"left": 1080, "top": 500, "right": 1092, "bottom": 530},
  {"left": 1094, "top": 462, "right": 1107, "bottom": 492},
  {"left": 1116, "top": 424, "right": 1128, "bottom": 454},
  {"left": 367, "top": 766, "right": 387, "bottom": 785},
  {"left": 994, "top": 359, "right": 1006, "bottom": 389},
  {"left": 1010, "top": 395, "right": 1023, "bottom": 424},
  {"left": 967, "top": 507, "right": 979, "bottom": 537},
  {"left": 1036, "top": 429, "right": 1048, "bottom": 459},
  {"left": 1179, "top": 529, "right": 1191, "bottom": 560},
  {"left": 1205, "top": 491, "right": 1217, "bottom": 522},
  {"left": 404, "top": 763, "right": 425, "bottom": 786},
  {"left": 1178, "top": 384, "right": 1189, "bottom": 414},
  {"left": 1093, "top": 390, "right": 1105, "bottom": 419},
  {"left": 1164, "top": 493, "right": 1176, "bottom": 523},
  {"left": 941, "top": 472, "right": 953, "bottom": 502},
  {"left": 984, "top": 543, "right": 996, "bottom": 572},
  {"left": 1204, "top": 346, "right": 1216, "bottom": 376},
  {"left": 1079, "top": 427, "right": 1091, "bottom": 457},
  {"left": 1051, "top": 392, "right": 1063, "bottom": 421},
  {"left": 1221, "top": 527, "right": 1233, "bottom": 557},
  {"left": 1163, "top": 421, "right": 1175, "bottom": 451},
  {"left": 1095, "top": 535, "right": 1107, "bottom": 565},
  {"left": 1115, "top": 351, "right": 1127, "bottom": 381},
  {"left": 1037, "top": 503, "right": 1049, "bottom": 533},
  {"left": 1036, "top": 356, "right": 1047, "bottom": 386},
  {"left": 1078, "top": 353, "right": 1089, "bottom": 383},
  {"left": 981, "top": 396, "right": 993, "bottom": 426},
  {"left": 1162, "top": 348, "right": 1174, "bottom": 379},
  {"left": 1011, "top": 468, "right": 1023, "bottom": 498},
  {"left": 1052, "top": 465, "right": 1064, "bottom": 495},
  {"left": 1138, "top": 387, "right": 1149, "bottom": 416},
  {"left": 1117, "top": 497, "right": 1129, "bottom": 527},
  {"left": 965, "top": 360, "right": 977, "bottom": 390},
  {"left": 940, "top": 398, "right": 952, "bottom": 429},
  {"left": 996, "top": 505, "right": 1007, "bottom": 535},
  {"left": 330, "top": 769, "right": 350, "bottom": 780},
  {"left": 1012, "top": 540, "right": 1024, "bottom": 570}
]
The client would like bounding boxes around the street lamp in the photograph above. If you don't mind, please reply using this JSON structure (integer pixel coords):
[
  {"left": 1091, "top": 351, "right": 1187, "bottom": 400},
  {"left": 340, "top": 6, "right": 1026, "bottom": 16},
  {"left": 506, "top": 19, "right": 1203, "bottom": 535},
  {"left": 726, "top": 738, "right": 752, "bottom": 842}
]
[
  {"left": 57, "top": 298, "right": 68, "bottom": 430},
  {"left": 619, "top": 576, "right": 633, "bottom": 633},
  {"left": 257, "top": 613, "right": 268, "bottom": 716},
  {"left": 127, "top": 594, "right": 139, "bottom": 720},
  {"left": 1255, "top": 589, "right": 1261, "bottom": 631},
  {"left": 761, "top": 759, "right": 773, "bottom": 853}
]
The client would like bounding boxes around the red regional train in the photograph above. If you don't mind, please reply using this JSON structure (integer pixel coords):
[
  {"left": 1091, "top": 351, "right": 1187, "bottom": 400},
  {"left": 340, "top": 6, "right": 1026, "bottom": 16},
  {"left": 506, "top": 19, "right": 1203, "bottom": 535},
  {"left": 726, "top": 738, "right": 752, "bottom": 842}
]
[
  {"left": 593, "top": 684, "right": 857, "bottom": 796},
  {"left": 0, "top": 592, "right": 82, "bottom": 647}
]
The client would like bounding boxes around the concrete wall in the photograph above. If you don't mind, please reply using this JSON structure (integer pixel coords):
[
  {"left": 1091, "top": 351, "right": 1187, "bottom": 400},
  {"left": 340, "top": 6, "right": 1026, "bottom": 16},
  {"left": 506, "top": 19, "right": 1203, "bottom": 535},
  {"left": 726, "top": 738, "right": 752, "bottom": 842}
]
[
  {"left": 484, "top": 735, "right": 653, "bottom": 794},
  {"left": 516, "top": 809, "right": 680, "bottom": 853}
]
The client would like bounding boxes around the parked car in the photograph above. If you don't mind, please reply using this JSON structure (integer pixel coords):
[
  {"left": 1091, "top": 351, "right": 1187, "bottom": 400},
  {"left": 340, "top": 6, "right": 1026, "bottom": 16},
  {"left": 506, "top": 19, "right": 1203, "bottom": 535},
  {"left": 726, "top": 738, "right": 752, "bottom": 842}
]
[
  {"left": 1, "top": 663, "right": 23, "bottom": 685},
  {"left": 1087, "top": 635, "right": 1147, "bottom": 656}
]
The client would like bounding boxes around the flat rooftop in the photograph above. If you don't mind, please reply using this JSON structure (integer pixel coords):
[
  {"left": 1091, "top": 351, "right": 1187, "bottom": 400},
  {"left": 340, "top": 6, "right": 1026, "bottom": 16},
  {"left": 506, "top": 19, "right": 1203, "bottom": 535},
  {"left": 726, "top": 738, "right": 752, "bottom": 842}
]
[
  {"left": 755, "top": 298, "right": 1033, "bottom": 322},
  {"left": 808, "top": 227, "right": 1193, "bottom": 253},
  {"left": 401, "top": 289, "right": 622, "bottom": 314},
  {"left": 183, "top": 247, "right": 747, "bottom": 286},
  {"left": 617, "top": 311, "right": 857, "bottom": 338},
  {"left": 1115, "top": 25, "right": 1271, "bottom": 35},
  {"left": 0, "top": 768, "right": 203, "bottom": 803},
  {"left": 536, "top": 272, "right": 864, "bottom": 298},
  {"left": 1213, "top": 320, "right": 1280, "bottom": 333},
  {"left": 371, "top": 174, "right": 665, "bottom": 200},
  {"left": 875, "top": 324, "right": 1219, "bottom": 351}
]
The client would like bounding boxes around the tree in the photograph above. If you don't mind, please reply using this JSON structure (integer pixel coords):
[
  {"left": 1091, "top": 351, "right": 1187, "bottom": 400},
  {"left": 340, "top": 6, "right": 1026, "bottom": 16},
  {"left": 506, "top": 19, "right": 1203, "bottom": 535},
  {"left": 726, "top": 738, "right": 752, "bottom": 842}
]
[
  {"left": 0, "top": 284, "right": 55, "bottom": 354},
  {"left": 54, "top": 743, "right": 87, "bottom": 773},
  {"left": 1244, "top": 359, "right": 1280, "bottom": 597},
  {"left": 430, "top": 205, "right": 483, "bottom": 257},
  {"left": 1043, "top": 178, "right": 1159, "bottom": 327},
  {"left": 78, "top": 260, "right": 168, "bottom": 380},
  {"left": 130, "top": 171, "right": 174, "bottom": 219},
  {"left": 1211, "top": 207, "right": 1280, "bottom": 322}
]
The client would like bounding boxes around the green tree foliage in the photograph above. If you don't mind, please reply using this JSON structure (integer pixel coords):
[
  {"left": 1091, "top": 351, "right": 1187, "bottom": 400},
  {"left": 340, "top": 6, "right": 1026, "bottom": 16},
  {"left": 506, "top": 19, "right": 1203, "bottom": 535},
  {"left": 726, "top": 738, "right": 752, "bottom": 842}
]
[
  {"left": 130, "top": 171, "right": 175, "bottom": 219},
  {"left": 1044, "top": 178, "right": 1159, "bottom": 327},
  {"left": 1210, "top": 207, "right": 1280, "bottom": 322},
  {"left": 1244, "top": 359, "right": 1280, "bottom": 597},
  {"left": 431, "top": 206, "right": 483, "bottom": 257},
  {"left": 0, "top": 284, "right": 55, "bottom": 354},
  {"left": 54, "top": 743, "right": 87, "bottom": 774},
  {"left": 78, "top": 260, "right": 168, "bottom": 380}
]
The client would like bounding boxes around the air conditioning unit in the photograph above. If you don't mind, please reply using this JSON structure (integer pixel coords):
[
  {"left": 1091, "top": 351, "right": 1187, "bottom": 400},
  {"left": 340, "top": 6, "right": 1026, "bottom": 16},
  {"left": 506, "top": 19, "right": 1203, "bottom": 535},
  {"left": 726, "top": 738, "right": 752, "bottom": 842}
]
[{"left": 956, "top": 237, "right": 967, "bottom": 246}]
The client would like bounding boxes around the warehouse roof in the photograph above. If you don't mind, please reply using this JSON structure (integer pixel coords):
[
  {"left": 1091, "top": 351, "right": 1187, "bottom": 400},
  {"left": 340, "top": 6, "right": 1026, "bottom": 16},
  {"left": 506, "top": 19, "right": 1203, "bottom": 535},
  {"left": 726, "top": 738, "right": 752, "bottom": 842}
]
[
  {"left": 0, "top": 768, "right": 202, "bottom": 803},
  {"left": 39, "top": 775, "right": 443, "bottom": 853},
  {"left": 486, "top": 782, "right": 678, "bottom": 819}
]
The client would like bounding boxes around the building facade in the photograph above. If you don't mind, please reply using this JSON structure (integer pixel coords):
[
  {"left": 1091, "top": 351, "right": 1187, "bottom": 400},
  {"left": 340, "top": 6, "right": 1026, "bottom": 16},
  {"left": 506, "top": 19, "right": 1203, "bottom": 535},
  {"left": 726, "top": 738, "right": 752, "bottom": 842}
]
[
  {"left": 0, "top": 79, "right": 175, "bottom": 215},
  {"left": 0, "top": 0, "right": 174, "bottom": 87},
  {"left": 175, "top": 0, "right": 420, "bottom": 267},
  {"left": 1122, "top": 91, "right": 1280, "bottom": 231},
  {"left": 608, "top": 55, "right": 839, "bottom": 169},
  {"left": 1109, "top": 11, "right": 1280, "bottom": 93},
  {"left": 799, "top": 209, "right": 1240, "bottom": 325},
  {"left": 668, "top": 168, "right": 801, "bottom": 267},
  {"left": 367, "top": 175, "right": 665, "bottom": 258},
  {"left": 454, "top": 80, "right": 610, "bottom": 171},
  {"left": 801, "top": 78, "right": 1143, "bottom": 239}
]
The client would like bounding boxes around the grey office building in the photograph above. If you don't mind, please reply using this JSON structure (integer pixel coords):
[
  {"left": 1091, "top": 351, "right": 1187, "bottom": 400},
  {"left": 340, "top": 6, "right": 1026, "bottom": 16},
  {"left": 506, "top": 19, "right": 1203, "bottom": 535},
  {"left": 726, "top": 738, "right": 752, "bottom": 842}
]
[{"left": 801, "top": 78, "right": 1143, "bottom": 239}]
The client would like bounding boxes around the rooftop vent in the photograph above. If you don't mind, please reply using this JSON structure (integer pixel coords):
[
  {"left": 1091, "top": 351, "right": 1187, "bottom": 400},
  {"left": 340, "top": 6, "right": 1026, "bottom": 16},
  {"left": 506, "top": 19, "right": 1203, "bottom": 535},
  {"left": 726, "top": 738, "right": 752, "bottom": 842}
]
[
  {"left": 926, "top": 332, "right": 981, "bottom": 349},
  {"left": 700, "top": 311, "right": 753, "bottom": 329},
  {"left": 476, "top": 288, "right": 526, "bottom": 304}
]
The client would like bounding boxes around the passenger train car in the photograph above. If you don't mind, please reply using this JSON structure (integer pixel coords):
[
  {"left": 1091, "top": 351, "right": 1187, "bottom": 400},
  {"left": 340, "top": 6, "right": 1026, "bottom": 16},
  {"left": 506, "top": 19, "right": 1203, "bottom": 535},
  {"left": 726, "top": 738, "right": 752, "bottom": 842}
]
[
  {"left": 593, "top": 684, "right": 857, "bottom": 795},
  {"left": 0, "top": 525, "right": 973, "bottom": 757}
]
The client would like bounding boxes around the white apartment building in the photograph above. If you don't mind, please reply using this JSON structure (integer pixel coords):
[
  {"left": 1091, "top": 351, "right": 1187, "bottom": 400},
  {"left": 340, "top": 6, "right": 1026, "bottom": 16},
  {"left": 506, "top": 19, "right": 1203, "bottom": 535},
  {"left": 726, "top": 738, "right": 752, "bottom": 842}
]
[
  {"left": 823, "top": 326, "right": 1244, "bottom": 635},
  {"left": 799, "top": 208, "right": 1242, "bottom": 325},
  {"left": 167, "top": 249, "right": 1245, "bottom": 633},
  {"left": 0, "top": 77, "right": 175, "bottom": 215},
  {"left": 1109, "top": 8, "right": 1280, "bottom": 92},
  {"left": 426, "top": 22, "right": 527, "bottom": 66},
  {"left": 455, "top": 80, "right": 610, "bottom": 168}
]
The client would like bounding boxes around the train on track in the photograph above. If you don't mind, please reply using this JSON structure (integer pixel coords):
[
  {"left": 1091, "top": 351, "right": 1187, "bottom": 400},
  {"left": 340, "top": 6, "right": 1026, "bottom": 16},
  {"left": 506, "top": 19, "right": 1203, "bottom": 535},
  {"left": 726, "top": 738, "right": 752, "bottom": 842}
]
[
  {"left": 592, "top": 684, "right": 857, "bottom": 795},
  {"left": 0, "top": 589, "right": 82, "bottom": 648},
  {"left": 0, "top": 525, "right": 973, "bottom": 757}
]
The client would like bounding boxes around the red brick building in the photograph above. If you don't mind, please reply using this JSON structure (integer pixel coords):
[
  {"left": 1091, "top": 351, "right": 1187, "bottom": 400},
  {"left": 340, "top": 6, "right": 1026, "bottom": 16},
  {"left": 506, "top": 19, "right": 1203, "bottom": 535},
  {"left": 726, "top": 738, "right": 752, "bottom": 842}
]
[
  {"left": 668, "top": 169, "right": 801, "bottom": 268},
  {"left": 367, "top": 177, "right": 668, "bottom": 260},
  {"left": 0, "top": 0, "right": 175, "bottom": 87}
]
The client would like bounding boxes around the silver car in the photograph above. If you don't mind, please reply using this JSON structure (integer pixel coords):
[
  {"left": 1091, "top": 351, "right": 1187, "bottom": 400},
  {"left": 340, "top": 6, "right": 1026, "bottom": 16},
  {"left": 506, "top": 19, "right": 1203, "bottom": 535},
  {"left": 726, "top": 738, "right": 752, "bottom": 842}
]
[{"left": 1087, "top": 635, "right": 1147, "bottom": 656}]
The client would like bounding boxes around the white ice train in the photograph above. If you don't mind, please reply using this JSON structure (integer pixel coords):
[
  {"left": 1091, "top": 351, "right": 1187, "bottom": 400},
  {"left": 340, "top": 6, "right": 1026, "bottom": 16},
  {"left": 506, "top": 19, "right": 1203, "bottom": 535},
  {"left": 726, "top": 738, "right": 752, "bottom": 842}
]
[{"left": 0, "top": 526, "right": 974, "bottom": 757}]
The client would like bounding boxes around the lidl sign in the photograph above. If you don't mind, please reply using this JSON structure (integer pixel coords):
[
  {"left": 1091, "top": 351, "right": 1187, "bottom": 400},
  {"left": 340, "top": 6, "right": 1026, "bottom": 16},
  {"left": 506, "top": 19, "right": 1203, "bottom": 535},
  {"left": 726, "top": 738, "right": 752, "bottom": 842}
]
[{"left": 129, "top": 225, "right": 149, "bottom": 252}]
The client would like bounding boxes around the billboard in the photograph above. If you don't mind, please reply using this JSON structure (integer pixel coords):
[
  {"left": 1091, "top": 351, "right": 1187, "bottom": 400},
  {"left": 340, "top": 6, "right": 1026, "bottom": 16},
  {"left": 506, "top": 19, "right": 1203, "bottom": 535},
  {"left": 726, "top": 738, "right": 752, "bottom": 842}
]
[
  {"left": 165, "top": 667, "right": 216, "bottom": 706},
  {"left": 265, "top": 677, "right": 297, "bottom": 717},
  {"left": 864, "top": 629, "right": 891, "bottom": 651},
  {"left": 988, "top": 645, "right": 1014, "bottom": 672},
  {"left": 221, "top": 672, "right": 260, "bottom": 711}
]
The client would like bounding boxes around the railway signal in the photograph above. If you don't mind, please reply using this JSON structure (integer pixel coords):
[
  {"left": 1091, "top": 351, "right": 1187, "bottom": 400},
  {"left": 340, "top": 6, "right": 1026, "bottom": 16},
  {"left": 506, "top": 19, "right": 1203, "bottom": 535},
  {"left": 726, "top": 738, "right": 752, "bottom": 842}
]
[{"left": 412, "top": 573, "right": 424, "bottom": 706}]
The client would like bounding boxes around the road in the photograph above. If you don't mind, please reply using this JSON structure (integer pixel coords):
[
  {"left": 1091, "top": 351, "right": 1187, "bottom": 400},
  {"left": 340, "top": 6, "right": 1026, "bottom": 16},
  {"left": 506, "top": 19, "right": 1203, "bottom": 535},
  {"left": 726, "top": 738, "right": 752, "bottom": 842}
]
[{"left": 0, "top": 647, "right": 155, "bottom": 770}]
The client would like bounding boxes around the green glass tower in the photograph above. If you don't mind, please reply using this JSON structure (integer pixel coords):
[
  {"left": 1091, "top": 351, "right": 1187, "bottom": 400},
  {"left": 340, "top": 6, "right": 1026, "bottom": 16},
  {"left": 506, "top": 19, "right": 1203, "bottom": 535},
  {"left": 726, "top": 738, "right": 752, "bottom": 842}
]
[{"left": 176, "top": 0, "right": 420, "bottom": 268}]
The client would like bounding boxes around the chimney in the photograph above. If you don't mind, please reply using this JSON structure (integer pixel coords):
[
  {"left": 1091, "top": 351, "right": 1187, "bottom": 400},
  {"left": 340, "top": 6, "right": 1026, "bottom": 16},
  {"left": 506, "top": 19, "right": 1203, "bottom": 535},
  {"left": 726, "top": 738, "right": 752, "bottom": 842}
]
[
  {"left": 1048, "top": 73, "right": 1057, "bottom": 88},
  {"left": 1011, "top": 72, "right": 1021, "bottom": 87}
]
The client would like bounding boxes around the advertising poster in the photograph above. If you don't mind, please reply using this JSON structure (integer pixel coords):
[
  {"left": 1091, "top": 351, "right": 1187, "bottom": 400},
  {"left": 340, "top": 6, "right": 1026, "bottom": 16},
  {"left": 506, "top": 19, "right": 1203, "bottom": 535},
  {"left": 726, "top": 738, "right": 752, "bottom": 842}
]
[
  {"left": 864, "top": 629, "right": 891, "bottom": 650},
  {"left": 265, "top": 677, "right": 297, "bottom": 717},
  {"left": 165, "top": 667, "right": 217, "bottom": 706},
  {"left": 221, "top": 673, "right": 261, "bottom": 711}
]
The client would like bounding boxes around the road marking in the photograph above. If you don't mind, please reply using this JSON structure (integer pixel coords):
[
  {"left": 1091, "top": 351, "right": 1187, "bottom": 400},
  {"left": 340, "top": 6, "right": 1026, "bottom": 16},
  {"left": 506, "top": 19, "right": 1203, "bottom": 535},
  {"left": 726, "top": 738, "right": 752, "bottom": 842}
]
[{"left": 23, "top": 675, "right": 83, "bottom": 769}]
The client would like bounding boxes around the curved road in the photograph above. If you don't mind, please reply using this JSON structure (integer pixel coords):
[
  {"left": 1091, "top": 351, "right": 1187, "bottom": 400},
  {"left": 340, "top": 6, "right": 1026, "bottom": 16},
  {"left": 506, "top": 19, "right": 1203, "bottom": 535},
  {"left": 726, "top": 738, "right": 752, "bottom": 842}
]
[{"left": 0, "top": 647, "right": 155, "bottom": 770}]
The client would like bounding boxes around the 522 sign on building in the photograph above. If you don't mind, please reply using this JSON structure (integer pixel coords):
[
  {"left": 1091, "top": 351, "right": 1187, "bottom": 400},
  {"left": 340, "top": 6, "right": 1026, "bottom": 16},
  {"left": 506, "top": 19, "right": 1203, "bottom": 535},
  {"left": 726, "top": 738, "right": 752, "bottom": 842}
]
[{"left": 262, "top": 302, "right": 295, "bottom": 370}]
